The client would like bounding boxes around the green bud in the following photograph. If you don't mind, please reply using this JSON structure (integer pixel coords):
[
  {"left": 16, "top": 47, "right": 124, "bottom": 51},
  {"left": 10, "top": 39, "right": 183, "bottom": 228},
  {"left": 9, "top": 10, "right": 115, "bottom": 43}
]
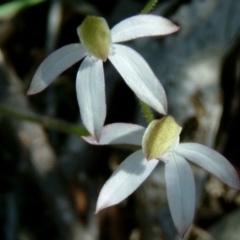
[
  {"left": 77, "top": 16, "right": 111, "bottom": 61},
  {"left": 142, "top": 116, "right": 182, "bottom": 160}
]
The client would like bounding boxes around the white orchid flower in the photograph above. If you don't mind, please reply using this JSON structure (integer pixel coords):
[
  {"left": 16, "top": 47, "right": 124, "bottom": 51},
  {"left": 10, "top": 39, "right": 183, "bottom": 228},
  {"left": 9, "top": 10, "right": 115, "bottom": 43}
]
[
  {"left": 83, "top": 116, "right": 240, "bottom": 237},
  {"left": 27, "top": 14, "right": 179, "bottom": 140}
]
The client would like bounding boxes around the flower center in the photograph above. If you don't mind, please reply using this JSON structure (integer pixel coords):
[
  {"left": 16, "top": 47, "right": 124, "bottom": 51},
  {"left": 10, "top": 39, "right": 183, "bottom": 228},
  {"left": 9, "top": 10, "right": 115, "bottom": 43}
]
[
  {"left": 142, "top": 116, "right": 182, "bottom": 160},
  {"left": 77, "top": 16, "right": 112, "bottom": 62}
]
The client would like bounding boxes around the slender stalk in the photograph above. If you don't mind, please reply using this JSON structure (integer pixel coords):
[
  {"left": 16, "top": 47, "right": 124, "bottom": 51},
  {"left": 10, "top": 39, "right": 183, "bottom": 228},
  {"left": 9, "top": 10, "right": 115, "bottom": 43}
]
[
  {"left": 139, "top": 0, "right": 158, "bottom": 123},
  {"left": 141, "top": 0, "right": 158, "bottom": 14},
  {"left": 0, "top": 103, "right": 89, "bottom": 136},
  {"left": 139, "top": 100, "right": 154, "bottom": 123}
]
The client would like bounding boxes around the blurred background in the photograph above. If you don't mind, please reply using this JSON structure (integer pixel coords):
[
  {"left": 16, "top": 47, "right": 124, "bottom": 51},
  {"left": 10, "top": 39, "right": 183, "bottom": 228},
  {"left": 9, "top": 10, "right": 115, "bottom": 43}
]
[{"left": 0, "top": 0, "right": 240, "bottom": 239}]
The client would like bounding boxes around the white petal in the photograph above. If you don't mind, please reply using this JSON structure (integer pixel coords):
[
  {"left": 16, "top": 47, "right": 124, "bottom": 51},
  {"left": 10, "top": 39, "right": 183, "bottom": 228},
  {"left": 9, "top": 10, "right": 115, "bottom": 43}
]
[
  {"left": 165, "top": 152, "right": 195, "bottom": 237},
  {"left": 96, "top": 150, "right": 158, "bottom": 212},
  {"left": 27, "top": 44, "right": 87, "bottom": 94},
  {"left": 76, "top": 56, "right": 106, "bottom": 141},
  {"left": 175, "top": 143, "right": 240, "bottom": 189},
  {"left": 111, "top": 14, "right": 179, "bottom": 43},
  {"left": 109, "top": 44, "right": 167, "bottom": 114},
  {"left": 82, "top": 123, "right": 144, "bottom": 146}
]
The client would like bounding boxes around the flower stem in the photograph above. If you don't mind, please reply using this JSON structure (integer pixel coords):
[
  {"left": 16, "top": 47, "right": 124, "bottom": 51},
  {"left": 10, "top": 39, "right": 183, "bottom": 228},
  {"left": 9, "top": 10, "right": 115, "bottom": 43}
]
[
  {"left": 141, "top": 0, "right": 158, "bottom": 14},
  {"left": 139, "top": 0, "right": 158, "bottom": 123},
  {"left": 0, "top": 103, "right": 89, "bottom": 136},
  {"left": 139, "top": 101, "right": 154, "bottom": 124}
]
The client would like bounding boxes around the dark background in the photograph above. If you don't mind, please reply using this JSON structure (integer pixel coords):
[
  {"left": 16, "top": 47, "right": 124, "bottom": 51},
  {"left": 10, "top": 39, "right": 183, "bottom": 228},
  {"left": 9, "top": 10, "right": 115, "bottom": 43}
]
[{"left": 0, "top": 0, "right": 240, "bottom": 239}]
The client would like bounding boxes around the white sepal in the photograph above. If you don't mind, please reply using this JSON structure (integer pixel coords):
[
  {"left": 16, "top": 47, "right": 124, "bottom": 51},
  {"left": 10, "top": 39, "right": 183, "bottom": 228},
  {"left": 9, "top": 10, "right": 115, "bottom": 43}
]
[
  {"left": 109, "top": 44, "right": 167, "bottom": 114},
  {"left": 28, "top": 44, "right": 87, "bottom": 94},
  {"left": 111, "top": 14, "right": 179, "bottom": 43},
  {"left": 83, "top": 123, "right": 144, "bottom": 146},
  {"left": 96, "top": 150, "right": 158, "bottom": 212},
  {"left": 176, "top": 143, "right": 240, "bottom": 189},
  {"left": 165, "top": 152, "right": 195, "bottom": 237},
  {"left": 76, "top": 56, "right": 106, "bottom": 141}
]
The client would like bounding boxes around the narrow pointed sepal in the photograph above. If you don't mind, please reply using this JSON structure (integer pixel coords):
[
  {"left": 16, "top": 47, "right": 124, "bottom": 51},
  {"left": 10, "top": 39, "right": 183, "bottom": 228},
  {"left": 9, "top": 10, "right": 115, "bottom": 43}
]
[
  {"left": 111, "top": 14, "right": 179, "bottom": 43},
  {"left": 76, "top": 56, "right": 106, "bottom": 141},
  {"left": 96, "top": 150, "right": 158, "bottom": 213},
  {"left": 82, "top": 123, "right": 144, "bottom": 146},
  {"left": 175, "top": 143, "right": 240, "bottom": 189},
  {"left": 165, "top": 152, "right": 195, "bottom": 237},
  {"left": 109, "top": 44, "right": 167, "bottom": 114},
  {"left": 27, "top": 44, "right": 87, "bottom": 95}
]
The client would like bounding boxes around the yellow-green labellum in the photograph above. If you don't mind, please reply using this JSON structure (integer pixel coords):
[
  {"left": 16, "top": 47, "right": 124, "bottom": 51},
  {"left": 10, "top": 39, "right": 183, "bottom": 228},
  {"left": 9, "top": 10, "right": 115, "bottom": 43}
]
[
  {"left": 77, "top": 16, "right": 111, "bottom": 61},
  {"left": 142, "top": 116, "right": 182, "bottom": 160}
]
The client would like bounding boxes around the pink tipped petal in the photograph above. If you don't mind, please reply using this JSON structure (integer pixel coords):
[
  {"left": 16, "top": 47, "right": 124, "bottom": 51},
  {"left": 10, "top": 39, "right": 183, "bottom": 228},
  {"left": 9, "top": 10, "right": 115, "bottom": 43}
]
[
  {"left": 76, "top": 56, "right": 106, "bottom": 141},
  {"left": 175, "top": 143, "right": 240, "bottom": 189},
  {"left": 82, "top": 123, "right": 144, "bottom": 146},
  {"left": 27, "top": 44, "right": 87, "bottom": 95},
  {"left": 96, "top": 150, "right": 158, "bottom": 212},
  {"left": 109, "top": 44, "right": 167, "bottom": 114},
  {"left": 165, "top": 152, "right": 195, "bottom": 237},
  {"left": 111, "top": 14, "right": 179, "bottom": 43}
]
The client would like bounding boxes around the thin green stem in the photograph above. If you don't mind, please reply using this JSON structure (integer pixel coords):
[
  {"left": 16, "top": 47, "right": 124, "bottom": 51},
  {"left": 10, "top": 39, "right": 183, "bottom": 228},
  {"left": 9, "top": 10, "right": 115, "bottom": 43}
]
[
  {"left": 139, "top": 101, "right": 154, "bottom": 124},
  {"left": 141, "top": 0, "right": 158, "bottom": 14},
  {"left": 139, "top": 0, "right": 158, "bottom": 123},
  {"left": 0, "top": 103, "right": 89, "bottom": 136}
]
